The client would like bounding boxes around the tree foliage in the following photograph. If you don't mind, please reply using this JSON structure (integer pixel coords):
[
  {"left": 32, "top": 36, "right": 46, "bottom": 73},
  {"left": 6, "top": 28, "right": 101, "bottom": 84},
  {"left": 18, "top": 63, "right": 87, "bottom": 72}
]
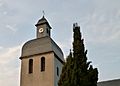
[{"left": 58, "top": 23, "right": 98, "bottom": 86}]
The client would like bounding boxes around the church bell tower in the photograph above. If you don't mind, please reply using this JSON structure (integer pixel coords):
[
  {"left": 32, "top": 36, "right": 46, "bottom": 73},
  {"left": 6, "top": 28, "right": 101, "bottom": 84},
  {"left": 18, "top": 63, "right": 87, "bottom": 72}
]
[{"left": 20, "top": 16, "right": 64, "bottom": 86}]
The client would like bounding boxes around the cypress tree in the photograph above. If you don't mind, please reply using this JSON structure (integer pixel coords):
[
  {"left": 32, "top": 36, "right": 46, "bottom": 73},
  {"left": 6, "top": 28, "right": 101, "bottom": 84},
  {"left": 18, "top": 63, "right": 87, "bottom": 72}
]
[{"left": 58, "top": 23, "right": 98, "bottom": 86}]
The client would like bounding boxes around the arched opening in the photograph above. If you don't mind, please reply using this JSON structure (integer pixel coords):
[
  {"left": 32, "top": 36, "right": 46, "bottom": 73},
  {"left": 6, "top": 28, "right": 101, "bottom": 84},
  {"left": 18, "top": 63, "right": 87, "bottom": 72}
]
[
  {"left": 41, "top": 57, "right": 45, "bottom": 72},
  {"left": 29, "top": 59, "right": 33, "bottom": 74}
]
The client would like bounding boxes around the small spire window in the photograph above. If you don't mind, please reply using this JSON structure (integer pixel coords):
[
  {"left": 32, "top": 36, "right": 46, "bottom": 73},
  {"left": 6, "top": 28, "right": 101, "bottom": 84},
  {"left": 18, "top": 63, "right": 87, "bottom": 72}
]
[{"left": 46, "top": 28, "right": 50, "bottom": 36}]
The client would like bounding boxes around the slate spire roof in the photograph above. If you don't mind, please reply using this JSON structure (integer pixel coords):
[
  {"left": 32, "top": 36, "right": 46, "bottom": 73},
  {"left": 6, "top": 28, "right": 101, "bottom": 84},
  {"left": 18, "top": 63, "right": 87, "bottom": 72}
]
[{"left": 35, "top": 16, "right": 51, "bottom": 29}]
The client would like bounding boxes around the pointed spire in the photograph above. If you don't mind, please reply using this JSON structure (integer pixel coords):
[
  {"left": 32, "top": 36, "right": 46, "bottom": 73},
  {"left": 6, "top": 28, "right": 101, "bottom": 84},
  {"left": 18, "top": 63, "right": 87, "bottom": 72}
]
[{"left": 35, "top": 12, "right": 51, "bottom": 29}]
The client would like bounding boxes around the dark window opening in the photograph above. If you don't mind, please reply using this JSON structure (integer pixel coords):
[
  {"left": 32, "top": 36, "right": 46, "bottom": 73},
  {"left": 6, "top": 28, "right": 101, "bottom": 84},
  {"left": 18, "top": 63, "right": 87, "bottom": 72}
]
[
  {"left": 41, "top": 57, "right": 45, "bottom": 72},
  {"left": 57, "top": 67, "right": 59, "bottom": 76},
  {"left": 47, "top": 28, "right": 49, "bottom": 33},
  {"left": 47, "top": 28, "right": 50, "bottom": 36},
  {"left": 29, "top": 59, "right": 33, "bottom": 74},
  {"left": 48, "top": 30, "right": 50, "bottom": 36}
]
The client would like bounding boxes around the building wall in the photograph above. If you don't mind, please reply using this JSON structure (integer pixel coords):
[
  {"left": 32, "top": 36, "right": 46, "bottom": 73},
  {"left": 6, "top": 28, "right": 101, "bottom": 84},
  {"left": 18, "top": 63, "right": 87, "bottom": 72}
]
[
  {"left": 54, "top": 55, "right": 63, "bottom": 86},
  {"left": 20, "top": 52, "right": 55, "bottom": 86},
  {"left": 97, "top": 79, "right": 120, "bottom": 86}
]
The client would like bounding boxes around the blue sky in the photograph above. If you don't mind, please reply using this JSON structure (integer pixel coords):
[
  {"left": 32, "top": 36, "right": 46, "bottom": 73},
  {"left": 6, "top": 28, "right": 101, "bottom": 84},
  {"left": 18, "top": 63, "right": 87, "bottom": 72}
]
[{"left": 0, "top": 0, "right": 120, "bottom": 86}]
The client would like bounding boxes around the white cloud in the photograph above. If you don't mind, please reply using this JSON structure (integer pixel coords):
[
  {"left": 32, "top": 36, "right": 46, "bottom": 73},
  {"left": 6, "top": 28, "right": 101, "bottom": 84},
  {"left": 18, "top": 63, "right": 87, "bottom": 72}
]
[
  {"left": 3, "top": 11, "right": 7, "bottom": 15},
  {"left": 0, "top": 45, "right": 21, "bottom": 86},
  {"left": 0, "top": 67, "right": 20, "bottom": 86},
  {"left": 0, "top": 45, "right": 21, "bottom": 64},
  {"left": 6, "top": 25, "right": 17, "bottom": 32},
  {"left": 0, "top": 46, "right": 3, "bottom": 49}
]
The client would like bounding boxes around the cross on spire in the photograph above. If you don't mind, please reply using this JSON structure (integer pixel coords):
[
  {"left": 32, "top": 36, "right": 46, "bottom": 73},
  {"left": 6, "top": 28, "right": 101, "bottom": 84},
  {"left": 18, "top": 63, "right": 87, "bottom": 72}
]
[{"left": 42, "top": 10, "right": 45, "bottom": 17}]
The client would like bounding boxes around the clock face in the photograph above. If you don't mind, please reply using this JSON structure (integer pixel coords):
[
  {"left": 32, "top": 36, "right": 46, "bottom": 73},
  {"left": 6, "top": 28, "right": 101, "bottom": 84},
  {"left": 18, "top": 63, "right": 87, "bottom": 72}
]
[{"left": 39, "top": 28, "right": 44, "bottom": 33}]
